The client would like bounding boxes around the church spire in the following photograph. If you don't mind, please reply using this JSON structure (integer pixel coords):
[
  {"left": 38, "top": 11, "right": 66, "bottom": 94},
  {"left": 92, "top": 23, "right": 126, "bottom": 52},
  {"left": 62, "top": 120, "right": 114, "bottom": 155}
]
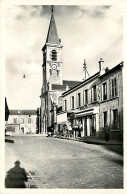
[{"left": 46, "top": 5, "right": 60, "bottom": 45}]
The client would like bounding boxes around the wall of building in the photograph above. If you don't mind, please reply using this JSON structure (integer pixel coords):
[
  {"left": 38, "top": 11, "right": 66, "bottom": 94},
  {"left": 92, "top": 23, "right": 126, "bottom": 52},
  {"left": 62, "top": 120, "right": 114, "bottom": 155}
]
[
  {"left": 99, "top": 67, "right": 123, "bottom": 139},
  {"left": 61, "top": 64, "right": 123, "bottom": 140},
  {"left": 6, "top": 114, "right": 37, "bottom": 135},
  {"left": 62, "top": 76, "right": 99, "bottom": 111}
]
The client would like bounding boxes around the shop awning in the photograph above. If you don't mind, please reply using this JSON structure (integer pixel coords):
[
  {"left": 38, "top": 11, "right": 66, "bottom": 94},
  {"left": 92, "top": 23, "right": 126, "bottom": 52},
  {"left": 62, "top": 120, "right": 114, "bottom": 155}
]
[
  {"left": 57, "top": 110, "right": 75, "bottom": 124},
  {"left": 57, "top": 112, "right": 67, "bottom": 124},
  {"left": 75, "top": 107, "right": 99, "bottom": 118}
]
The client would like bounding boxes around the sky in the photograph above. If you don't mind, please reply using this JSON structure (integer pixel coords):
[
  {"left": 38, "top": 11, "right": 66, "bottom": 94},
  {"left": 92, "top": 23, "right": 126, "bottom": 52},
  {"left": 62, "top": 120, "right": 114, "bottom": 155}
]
[{"left": 5, "top": 5, "right": 124, "bottom": 109}]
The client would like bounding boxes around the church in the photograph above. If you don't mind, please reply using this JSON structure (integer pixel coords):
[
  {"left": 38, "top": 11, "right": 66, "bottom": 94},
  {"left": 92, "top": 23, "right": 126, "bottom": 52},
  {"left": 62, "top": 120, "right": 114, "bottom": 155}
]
[{"left": 40, "top": 7, "right": 81, "bottom": 135}]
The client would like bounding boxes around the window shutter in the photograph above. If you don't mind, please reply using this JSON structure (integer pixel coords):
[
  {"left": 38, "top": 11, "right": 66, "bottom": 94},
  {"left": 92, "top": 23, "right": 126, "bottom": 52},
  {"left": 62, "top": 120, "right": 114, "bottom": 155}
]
[{"left": 91, "top": 88, "right": 93, "bottom": 103}]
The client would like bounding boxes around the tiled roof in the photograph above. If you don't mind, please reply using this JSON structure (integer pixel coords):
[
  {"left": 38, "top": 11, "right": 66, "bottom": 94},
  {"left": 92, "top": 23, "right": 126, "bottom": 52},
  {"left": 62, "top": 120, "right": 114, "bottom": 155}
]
[
  {"left": 52, "top": 80, "right": 82, "bottom": 91},
  {"left": 10, "top": 110, "right": 37, "bottom": 115},
  {"left": 52, "top": 84, "right": 66, "bottom": 90},
  {"left": 62, "top": 72, "right": 100, "bottom": 96},
  {"left": 46, "top": 13, "right": 60, "bottom": 45},
  {"left": 63, "top": 80, "right": 81, "bottom": 88}
]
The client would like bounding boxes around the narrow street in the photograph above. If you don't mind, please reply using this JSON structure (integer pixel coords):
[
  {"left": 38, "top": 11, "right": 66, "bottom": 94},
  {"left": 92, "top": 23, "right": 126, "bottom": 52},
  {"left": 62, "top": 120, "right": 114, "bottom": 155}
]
[{"left": 5, "top": 136, "right": 123, "bottom": 189}]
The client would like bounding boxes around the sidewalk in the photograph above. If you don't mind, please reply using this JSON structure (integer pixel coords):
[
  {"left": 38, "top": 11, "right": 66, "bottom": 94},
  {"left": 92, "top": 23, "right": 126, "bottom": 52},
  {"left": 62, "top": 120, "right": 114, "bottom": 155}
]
[
  {"left": 75, "top": 136, "right": 123, "bottom": 145},
  {"left": 54, "top": 135, "right": 123, "bottom": 145},
  {"left": 5, "top": 134, "right": 123, "bottom": 145}
]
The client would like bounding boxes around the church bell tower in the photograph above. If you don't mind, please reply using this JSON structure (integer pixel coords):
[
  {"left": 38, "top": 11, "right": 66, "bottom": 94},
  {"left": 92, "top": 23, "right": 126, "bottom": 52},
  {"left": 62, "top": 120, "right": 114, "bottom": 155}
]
[
  {"left": 42, "top": 6, "right": 63, "bottom": 93},
  {"left": 40, "top": 6, "right": 63, "bottom": 134}
]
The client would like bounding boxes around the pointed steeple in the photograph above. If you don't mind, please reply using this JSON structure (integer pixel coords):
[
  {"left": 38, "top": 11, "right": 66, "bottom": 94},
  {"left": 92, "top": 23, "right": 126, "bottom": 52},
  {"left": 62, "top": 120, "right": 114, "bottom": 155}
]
[{"left": 46, "top": 6, "right": 60, "bottom": 45}]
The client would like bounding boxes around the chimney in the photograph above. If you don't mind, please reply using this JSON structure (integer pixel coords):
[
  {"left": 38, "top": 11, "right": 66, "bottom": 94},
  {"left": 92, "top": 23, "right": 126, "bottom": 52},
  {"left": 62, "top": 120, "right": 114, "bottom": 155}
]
[
  {"left": 98, "top": 58, "right": 104, "bottom": 72},
  {"left": 105, "top": 67, "right": 109, "bottom": 73}
]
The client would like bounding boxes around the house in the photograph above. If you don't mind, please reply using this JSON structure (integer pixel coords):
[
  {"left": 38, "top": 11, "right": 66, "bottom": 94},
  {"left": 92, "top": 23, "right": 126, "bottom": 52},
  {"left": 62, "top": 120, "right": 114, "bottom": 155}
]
[
  {"left": 57, "top": 62, "right": 123, "bottom": 140},
  {"left": 98, "top": 62, "right": 123, "bottom": 139},
  {"left": 5, "top": 110, "right": 37, "bottom": 135},
  {"left": 57, "top": 71, "right": 100, "bottom": 138}
]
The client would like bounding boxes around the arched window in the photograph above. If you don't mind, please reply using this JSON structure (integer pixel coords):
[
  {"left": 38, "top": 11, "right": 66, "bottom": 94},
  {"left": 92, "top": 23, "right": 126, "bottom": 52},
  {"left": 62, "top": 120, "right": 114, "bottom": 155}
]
[{"left": 51, "top": 50, "right": 57, "bottom": 61}]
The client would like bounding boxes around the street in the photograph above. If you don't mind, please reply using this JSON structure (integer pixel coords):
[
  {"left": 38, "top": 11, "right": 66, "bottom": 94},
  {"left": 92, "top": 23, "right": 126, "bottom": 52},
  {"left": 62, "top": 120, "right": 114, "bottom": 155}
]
[{"left": 5, "top": 136, "right": 123, "bottom": 189}]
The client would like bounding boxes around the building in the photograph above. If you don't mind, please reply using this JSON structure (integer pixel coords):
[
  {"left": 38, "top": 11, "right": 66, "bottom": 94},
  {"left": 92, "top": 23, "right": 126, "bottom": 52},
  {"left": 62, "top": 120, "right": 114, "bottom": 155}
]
[
  {"left": 99, "top": 63, "right": 123, "bottom": 139},
  {"left": 58, "top": 71, "right": 100, "bottom": 138},
  {"left": 40, "top": 7, "right": 81, "bottom": 135},
  {"left": 5, "top": 110, "right": 37, "bottom": 135},
  {"left": 40, "top": 6, "right": 123, "bottom": 139},
  {"left": 57, "top": 61, "right": 123, "bottom": 140}
]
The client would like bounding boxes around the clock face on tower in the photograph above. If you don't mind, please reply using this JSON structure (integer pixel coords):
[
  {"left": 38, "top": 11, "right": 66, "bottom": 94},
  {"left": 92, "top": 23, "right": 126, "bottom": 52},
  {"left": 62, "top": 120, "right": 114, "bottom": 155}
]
[{"left": 51, "top": 64, "right": 57, "bottom": 70}]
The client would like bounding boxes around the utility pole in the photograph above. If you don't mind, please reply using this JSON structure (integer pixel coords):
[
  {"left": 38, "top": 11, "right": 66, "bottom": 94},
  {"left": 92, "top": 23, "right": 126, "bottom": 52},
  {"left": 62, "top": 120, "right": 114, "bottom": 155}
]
[{"left": 83, "top": 59, "right": 90, "bottom": 80}]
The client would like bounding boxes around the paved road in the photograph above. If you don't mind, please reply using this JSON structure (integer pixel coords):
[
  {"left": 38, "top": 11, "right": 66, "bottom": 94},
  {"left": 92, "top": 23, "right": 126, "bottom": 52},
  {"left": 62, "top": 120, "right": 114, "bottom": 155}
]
[{"left": 5, "top": 136, "right": 123, "bottom": 188}]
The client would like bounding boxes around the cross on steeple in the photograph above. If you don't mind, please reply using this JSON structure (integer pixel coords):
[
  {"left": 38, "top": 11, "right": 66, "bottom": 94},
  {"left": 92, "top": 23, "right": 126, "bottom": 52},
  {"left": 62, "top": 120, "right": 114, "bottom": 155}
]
[{"left": 51, "top": 5, "right": 54, "bottom": 14}]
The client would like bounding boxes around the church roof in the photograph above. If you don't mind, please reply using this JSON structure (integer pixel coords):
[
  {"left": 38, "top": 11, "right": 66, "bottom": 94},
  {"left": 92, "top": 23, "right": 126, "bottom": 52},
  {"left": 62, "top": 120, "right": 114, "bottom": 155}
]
[
  {"left": 46, "top": 12, "right": 60, "bottom": 45},
  {"left": 52, "top": 84, "right": 66, "bottom": 91},
  {"left": 63, "top": 80, "right": 81, "bottom": 88},
  {"left": 52, "top": 80, "right": 82, "bottom": 91}
]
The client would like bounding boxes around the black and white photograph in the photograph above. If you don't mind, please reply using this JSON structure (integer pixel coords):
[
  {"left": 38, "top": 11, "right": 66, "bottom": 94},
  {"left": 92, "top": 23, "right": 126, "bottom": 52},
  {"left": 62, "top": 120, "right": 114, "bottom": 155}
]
[{"left": 1, "top": 0, "right": 127, "bottom": 192}]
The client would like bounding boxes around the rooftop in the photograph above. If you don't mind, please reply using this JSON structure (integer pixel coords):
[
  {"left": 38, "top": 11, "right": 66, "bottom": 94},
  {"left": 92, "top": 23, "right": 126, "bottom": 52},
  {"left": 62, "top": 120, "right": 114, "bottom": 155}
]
[
  {"left": 52, "top": 80, "right": 82, "bottom": 91},
  {"left": 10, "top": 110, "right": 37, "bottom": 115},
  {"left": 62, "top": 72, "right": 100, "bottom": 96}
]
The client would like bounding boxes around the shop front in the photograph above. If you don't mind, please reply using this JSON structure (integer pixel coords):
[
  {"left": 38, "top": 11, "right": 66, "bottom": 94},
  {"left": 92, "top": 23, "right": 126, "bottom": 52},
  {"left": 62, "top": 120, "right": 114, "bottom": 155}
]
[
  {"left": 57, "top": 111, "right": 74, "bottom": 137},
  {"left": 70, "top": 107, "right": 99, "bottom": 137}
]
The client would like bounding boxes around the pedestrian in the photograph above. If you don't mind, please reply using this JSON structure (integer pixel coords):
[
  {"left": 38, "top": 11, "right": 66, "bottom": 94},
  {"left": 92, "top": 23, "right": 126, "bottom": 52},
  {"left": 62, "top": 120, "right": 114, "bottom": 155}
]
[{"left": 104, "top": 124, "right": 110, "bottom": 141}]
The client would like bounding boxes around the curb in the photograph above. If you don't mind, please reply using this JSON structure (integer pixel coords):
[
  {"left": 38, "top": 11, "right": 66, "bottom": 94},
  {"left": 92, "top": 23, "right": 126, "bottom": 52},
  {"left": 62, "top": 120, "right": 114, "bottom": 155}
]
[
  {"left": 54, "top": 136, "right": 123, "bottom": 145},
  {"left": 5, "top": 135, "right": 123, "bottom": 145},
  {"left": 78, "top": 140, "right": 123, "bottom": 145}
]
